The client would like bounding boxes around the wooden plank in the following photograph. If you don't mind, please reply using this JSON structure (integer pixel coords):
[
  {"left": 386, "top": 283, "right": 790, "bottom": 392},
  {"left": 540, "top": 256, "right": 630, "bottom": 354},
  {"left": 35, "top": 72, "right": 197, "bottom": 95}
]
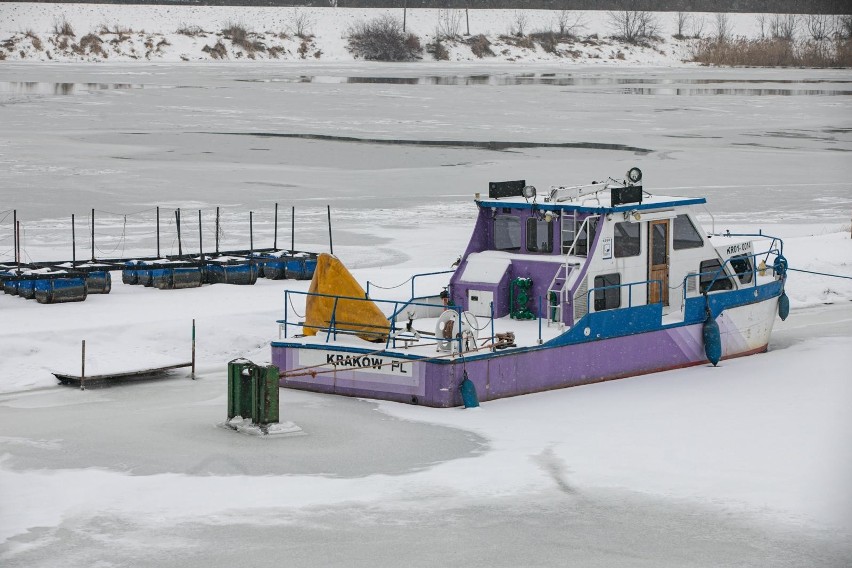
[{"left": 54, "top": 362, "right": 192, "bottom": 385}]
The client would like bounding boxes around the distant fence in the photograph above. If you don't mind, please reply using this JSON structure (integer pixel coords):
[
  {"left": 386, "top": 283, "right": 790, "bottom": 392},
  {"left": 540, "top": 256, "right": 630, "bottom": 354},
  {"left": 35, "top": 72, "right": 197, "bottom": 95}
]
[{"left": 5, "top": 0, "right": 851, "bottom": 16}]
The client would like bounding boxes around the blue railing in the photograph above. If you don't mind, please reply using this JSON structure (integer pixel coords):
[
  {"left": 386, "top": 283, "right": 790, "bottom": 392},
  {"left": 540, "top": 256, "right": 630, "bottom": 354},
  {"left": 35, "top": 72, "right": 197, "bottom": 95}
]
[
  {"left": 282, "top": 289, "right": 467, "bottom": 351},
  {"left": 711, "top": 230, "right": 784, "bottom": 261},
  {"left": 681, "top": 240, "right": 784, "bottom": 304},
  {"left": 586, "top": 279, "right": 663, "bottom": 312},
  {"left": 365, "top": 269, "right": 455, "bottom": 300}
]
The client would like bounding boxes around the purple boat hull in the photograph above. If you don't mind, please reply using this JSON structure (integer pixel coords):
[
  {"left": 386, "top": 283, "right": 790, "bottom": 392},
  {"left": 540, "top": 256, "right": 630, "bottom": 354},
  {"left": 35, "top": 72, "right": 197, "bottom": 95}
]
[{"left": 272, "top": 294, "right": 779, "bottom": 407}]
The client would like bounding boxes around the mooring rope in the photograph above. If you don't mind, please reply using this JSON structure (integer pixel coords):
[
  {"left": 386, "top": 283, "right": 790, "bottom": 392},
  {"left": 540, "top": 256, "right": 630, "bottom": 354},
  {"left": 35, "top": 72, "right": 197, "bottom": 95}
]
[
  {"left": 94, "top": 215, "right": 128, "bottom": 256},
  {"left": 368, "top": 277, "right": 412, "bottom": 290},
  {"left": 286, "top": 293, "right": 305, "bottom": 319},
  {"left": 788, "top": 267, "right": 852, "bottom": 280},
  {"left": 94, "top": 206, "right": 157, "bottom": 217}
]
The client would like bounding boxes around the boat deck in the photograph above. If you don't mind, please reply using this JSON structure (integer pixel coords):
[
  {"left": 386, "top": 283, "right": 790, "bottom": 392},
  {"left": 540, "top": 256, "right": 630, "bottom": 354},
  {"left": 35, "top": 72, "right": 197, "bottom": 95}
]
[{"left": 277, "top": 315, "right": 565, "bottom": 359}]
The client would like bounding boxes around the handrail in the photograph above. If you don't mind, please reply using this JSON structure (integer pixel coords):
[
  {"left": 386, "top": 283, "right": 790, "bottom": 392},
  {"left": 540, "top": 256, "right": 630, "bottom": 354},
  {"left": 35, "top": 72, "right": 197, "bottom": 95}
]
[
  {"left": 389, "top": 294, "right": 445, "bottom": 322},
  {"left": 586, "top": 278, "right": 663, "bottom": 312},
  {"left": 682, "top": 244, "right": 783, "bottom": 304},
  {"left": 282, "top": 289, "right": 466, "bottom": 351},
  {"left": 709, "top": 230, "right": 784, "bottom": 262},
  {"left": 365, "top": 269, "right": 454, "bottom": 299}
]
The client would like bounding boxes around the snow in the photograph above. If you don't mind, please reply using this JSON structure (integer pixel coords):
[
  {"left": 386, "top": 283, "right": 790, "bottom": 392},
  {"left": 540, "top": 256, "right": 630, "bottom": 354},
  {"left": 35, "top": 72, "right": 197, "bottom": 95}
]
[
  {"left": 1, "top": 4, "right": 852, "bottom": 566},
  {"left": 0, "top": 4, "right": 836, "bottom": 65},
  {"left": 459, "top": 251, "right": 512, "bottom": 283}
]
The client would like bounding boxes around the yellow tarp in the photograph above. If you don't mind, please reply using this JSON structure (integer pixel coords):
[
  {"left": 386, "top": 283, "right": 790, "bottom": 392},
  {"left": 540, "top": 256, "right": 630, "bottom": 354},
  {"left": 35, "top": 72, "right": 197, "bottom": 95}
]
[{"left": 303, "top": 253, "right": 390, "bottom": 343}]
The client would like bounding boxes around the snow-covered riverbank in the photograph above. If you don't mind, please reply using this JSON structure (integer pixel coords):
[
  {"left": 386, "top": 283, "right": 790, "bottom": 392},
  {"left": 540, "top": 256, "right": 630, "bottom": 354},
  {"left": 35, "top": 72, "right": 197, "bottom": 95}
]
[{"left": 0, "top": 3, "right": 792, "bottom": 64}]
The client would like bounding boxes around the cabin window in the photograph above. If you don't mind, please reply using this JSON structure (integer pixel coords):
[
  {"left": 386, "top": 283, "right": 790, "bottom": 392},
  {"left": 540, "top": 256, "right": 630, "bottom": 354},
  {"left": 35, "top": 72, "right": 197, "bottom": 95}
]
[
  {"left": 614, "top": 222, "right": 640, "bottom": 257},
  {"left": 562, "top": 215, "right": 599, "bottom": 256},
  {"left": 575, "top": 217, "right": 599, "bottom": 257},
  {"left": 594, "top": 273, "right": 621, "bottom": 311},
  {"left": 699, "top": 259, "right": 733, "bottom": 292},
  {"left": 526, "top": 217, "right": 553, "bottom": 253},
  {"left": 730, "top": 254, "right": 754, "bottom": 284},
  {"left": 673, "top": 215, "right": 704, "bottom": 250},
  {"left": 494, "top": 215, "right": 521, "bottom": 251}
]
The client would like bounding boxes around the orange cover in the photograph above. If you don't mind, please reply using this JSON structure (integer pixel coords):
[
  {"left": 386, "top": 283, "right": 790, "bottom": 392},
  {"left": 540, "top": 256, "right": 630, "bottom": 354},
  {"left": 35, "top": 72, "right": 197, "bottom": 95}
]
[{"left": 303, "top": 254, "right": 390, "bottom": 342}]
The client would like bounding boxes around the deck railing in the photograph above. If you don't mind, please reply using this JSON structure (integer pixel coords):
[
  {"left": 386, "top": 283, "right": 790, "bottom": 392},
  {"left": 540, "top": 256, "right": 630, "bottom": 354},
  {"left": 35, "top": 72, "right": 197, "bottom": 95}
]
[
  {"left": 681, "top": 238, "right": 784, "bottom": 304},
  {"left": 586, "top": 278, "right": 663, "bottom": 312},
  {"left": 281, "top": 289, "right": 467, "bottom": 351},
  {"left": 365, "top": 269, "right": 455, "bottom": 300}
]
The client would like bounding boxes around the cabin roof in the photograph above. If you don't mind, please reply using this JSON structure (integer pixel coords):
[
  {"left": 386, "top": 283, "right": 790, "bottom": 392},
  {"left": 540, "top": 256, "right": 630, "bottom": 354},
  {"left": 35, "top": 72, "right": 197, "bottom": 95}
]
[{"left": 477, "top": 192, "right": 706, "bottom": 214}]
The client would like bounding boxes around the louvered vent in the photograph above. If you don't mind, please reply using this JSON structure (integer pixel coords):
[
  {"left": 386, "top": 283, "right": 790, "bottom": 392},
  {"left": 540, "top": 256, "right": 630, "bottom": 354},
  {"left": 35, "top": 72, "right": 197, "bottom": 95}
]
[{"left": 573, "top": 278, "right": 588, "bottom": 320}]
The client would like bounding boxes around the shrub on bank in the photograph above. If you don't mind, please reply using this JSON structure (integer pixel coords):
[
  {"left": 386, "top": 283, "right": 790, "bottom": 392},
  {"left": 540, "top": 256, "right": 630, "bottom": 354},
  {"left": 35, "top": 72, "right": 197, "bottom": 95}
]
[
  {"left": 692, "top": 37, "right": 852, "bottom": 67},
  {"left": 346, "top": 15, "right": 422, "bottom": 61}
]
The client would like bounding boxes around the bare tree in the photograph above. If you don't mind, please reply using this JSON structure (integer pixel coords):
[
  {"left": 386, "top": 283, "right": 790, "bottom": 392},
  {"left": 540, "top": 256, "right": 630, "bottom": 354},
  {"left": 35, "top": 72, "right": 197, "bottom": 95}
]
[
  {"left": 691, "top": 15, "right": 706, "bottom": 39},
  {"left": 714, "top": 13, "right": 732, "bottom": 43},
  {"left": 805, "top": 14, "right": 833, "bottom": 41},
  {"left": 769, "top": 14, "right": 797, "bottom": 41},
  {"left": 675, "top": 12, "right": 691, "bottom": 39},
  {"left": 289, "top": 8, "right": 314, "bottom": 39},
  {"left": 437, "top": 9, "right": 463, "bottom": 41},
  {"left": 509, "top": 10, "right": 529, "bottom": 37},
  {"left": 839, "top": 15, "right": 852, "bottom": 40},
  {"left": 756, "top": 14, "right": 767, "bottom": 39},
  {"left": 607, "top": 9, "right": 659, "bottom": 43},
  {"left": 554, "top": 10, "right": 585, "bottom": 38}
]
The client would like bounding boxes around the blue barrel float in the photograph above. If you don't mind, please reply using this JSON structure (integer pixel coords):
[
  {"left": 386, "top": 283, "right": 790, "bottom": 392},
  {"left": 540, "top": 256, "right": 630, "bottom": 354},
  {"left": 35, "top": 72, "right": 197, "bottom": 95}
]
[
  {"left": 34, "top": 275, "right": 88, "bottom": 304},
  {"left": 122, "top": 260, "right": 157, "bottom": 287},
  {"left": 262, "top": 252, "right": 318, "bottom": 280},
  {"left": 260, "top": 253, "right": 288, "bottom": 280},
  {"left": 84, "top": 271, "right": 111, "bottom": 294},
  {"left": 152, "top": 264, "right": 203, "bottom": 290},
  {"left": 124, "top": 260, "right": 198, "bottom": 288},
  {"left": 205, "top": 257, "right": 259, "bottom": 285},
  {"left": 122, "top": 260, "right": 140, "bottom": 285},
  {"left": 136, "top": 261, "right": 157, "bottom": 287},
  {"left": 3, "top": 278, "right": 19, "bottom": 295},
  {"left": 2, "top": 268, "right": 88, "bottom": 304},
  {"left": 17, "top": 278, "right": 36, "bottom": 299}
]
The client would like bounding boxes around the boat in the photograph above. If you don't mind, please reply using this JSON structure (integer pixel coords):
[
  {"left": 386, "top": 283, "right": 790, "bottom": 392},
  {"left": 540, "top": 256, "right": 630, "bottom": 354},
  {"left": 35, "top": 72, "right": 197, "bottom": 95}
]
[{"left": 271, "top": 168, "right": 789, "bottom": 407}]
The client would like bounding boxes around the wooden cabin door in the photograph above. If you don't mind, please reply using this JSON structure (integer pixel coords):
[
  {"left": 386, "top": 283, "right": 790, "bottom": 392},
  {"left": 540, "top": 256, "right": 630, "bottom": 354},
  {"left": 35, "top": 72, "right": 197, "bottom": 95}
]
[{"left": 648, "top": 220, "right": 670, "bottom": 306}]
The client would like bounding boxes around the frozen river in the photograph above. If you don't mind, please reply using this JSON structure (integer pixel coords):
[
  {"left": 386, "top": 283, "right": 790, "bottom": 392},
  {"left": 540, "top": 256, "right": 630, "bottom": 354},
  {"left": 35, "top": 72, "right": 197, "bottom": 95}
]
[
  {"left": 1, "top": 63, "right": 851, "bottom": 567},
  {"left": 1, "top": 63, "right": 851, "bottom": 264}
]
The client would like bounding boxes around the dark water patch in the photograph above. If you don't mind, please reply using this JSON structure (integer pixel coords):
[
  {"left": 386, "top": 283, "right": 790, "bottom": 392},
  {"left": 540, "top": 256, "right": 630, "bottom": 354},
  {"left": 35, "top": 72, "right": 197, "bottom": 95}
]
[
  {"left": 245, "top": 182, "right": 300, "bottom": 188},
  {"left": 757, "top": 130, "right": 837, "bottom": 141},
  {"left": 609, "top": 87, "right": 851, "bottom": 96},
  {"left": 0, "top": 82, "right": 147, "bottom": 95},
  {"left": 732, "top": 142, "right": 797, "bottom": 150},
  {"left": 664, "top": 134, "right": 723, "bottom": 139},
  {"left": 199, "top": 132, "right": 653, "bottom": 154},
  {"left": 235, "top": 74, "right": 852, "bottom": 90}
]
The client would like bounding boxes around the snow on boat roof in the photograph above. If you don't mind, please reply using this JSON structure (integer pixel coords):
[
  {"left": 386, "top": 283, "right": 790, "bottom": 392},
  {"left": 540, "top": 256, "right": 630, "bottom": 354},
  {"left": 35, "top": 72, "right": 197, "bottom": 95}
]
[
  {"left": 459, "top": 251, "right": 567, "bottom": 284},
  {"left": 477, "top": 190, "right": 705, "bottom": 214}
]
